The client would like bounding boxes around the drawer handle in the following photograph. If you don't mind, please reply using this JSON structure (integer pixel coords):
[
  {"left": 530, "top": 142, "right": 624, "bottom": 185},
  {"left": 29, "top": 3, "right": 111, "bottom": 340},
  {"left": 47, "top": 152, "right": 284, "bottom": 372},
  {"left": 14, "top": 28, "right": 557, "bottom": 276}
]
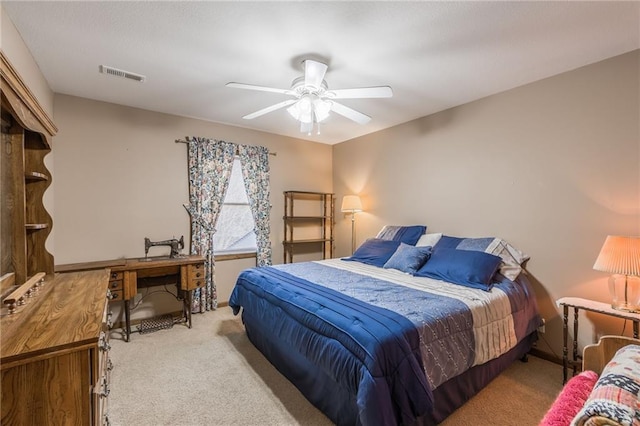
[
  {"left": 111, "top": 273, "right": 117, "bottom": 279},
  {"left": 195, "top": 272, "right": 201, "bottom": 278},
  {"left": 110, "top": 282, "right": 119, "bottom": 288},
  {"left": 99, "top": 377, "right": 110, "bottom": 397},
  {"left": 99, "top": 333, "right": 111, "bottom": 352}
]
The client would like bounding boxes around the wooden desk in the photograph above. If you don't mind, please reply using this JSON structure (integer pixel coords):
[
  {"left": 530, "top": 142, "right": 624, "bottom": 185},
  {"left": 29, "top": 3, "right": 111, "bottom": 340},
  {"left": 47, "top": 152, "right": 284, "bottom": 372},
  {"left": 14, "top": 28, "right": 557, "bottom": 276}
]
[
  {"left": 56, "top": 255, "right": 206, "bottom": 341},
  {"left": 556, "top": 297, "right": 640, "bottom": 383}
]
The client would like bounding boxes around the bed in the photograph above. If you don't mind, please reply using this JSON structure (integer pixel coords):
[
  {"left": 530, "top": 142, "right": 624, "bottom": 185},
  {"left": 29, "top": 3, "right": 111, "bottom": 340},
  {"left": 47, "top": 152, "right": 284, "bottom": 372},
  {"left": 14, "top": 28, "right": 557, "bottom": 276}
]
[{"left": 229, "top": 231, "right": 542, "bottom": 425}]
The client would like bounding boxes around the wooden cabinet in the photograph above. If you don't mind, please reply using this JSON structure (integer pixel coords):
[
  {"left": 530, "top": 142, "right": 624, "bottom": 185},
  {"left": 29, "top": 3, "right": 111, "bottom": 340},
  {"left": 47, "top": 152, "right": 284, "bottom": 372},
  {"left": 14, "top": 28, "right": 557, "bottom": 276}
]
[
  {"left": 1, "top": 51, "right": 57, "bottom": 286},
  {"left": 1, "top": 269, "right": 112, "bottom": 425},
  {"left": 283, "top": 191, "right": 334, "bottom": 263}
]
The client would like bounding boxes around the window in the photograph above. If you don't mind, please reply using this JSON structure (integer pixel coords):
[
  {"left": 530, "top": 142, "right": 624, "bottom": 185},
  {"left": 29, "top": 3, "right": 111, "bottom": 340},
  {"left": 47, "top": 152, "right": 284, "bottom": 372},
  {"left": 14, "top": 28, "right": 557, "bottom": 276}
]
[{"left": 213, "top": 158, "right": 257, "bottom": 254}]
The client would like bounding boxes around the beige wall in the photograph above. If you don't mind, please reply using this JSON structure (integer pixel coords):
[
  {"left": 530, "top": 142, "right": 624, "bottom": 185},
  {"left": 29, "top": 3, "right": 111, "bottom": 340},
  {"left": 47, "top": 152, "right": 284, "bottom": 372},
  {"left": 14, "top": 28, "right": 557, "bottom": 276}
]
[
  {"left": 333, "top": 50, "right": 640, "bottom": 359},
  {"left": 52, "top": 94, "right": 332, "bottom": 321},
  {"left": 0, "top": 6, "right": 54, "bottom": 117}
]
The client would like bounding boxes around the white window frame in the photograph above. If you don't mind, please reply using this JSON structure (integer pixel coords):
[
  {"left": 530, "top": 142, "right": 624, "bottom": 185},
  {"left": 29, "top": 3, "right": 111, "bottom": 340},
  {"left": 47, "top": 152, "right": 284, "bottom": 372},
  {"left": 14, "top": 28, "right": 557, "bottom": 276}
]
[{"left": 212, "top": 157, "right": 257, "bottom": 256}]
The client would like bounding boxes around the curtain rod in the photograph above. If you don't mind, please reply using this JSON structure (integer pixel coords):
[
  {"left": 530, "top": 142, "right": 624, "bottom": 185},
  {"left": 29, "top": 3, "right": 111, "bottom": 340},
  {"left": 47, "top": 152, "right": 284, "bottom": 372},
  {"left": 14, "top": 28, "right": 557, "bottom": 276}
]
[{"left": 175, "top": 138, "right": 276, "bottom": 156}]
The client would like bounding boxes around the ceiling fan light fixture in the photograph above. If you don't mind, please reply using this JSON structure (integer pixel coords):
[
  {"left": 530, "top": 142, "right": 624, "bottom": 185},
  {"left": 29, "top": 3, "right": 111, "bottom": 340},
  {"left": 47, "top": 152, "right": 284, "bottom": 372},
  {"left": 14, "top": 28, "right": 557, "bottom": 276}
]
[
  {"left": 287, "top": 99, "right": 310, "bottom": 123},
  {"left": 287, "top": 95, "right": 331, "bottom": 125},
  {"left": 313, "top": 98, "right": 331, "bottom": 122}
]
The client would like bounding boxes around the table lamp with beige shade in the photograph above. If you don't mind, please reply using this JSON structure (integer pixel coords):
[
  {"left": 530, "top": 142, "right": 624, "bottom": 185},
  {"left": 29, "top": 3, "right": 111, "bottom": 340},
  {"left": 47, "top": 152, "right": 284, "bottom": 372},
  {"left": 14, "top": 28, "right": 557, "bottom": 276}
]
[{"left": 593, "top": 235, "right": 640, "bottom": 313}]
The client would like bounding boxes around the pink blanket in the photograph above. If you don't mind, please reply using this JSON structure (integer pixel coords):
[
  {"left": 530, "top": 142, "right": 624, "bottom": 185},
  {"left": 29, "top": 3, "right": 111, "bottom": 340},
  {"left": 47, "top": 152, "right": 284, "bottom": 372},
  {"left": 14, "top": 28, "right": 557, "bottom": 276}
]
[{"left": 539, "top": 371, "right": 599, "bottom": 426}]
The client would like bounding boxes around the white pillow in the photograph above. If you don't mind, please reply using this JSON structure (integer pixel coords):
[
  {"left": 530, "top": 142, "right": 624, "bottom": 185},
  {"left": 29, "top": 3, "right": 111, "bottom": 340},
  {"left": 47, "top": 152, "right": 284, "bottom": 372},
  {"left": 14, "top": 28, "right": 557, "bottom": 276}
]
[{"left": 416, "top": 232, "right": 442, "bottom": 247}]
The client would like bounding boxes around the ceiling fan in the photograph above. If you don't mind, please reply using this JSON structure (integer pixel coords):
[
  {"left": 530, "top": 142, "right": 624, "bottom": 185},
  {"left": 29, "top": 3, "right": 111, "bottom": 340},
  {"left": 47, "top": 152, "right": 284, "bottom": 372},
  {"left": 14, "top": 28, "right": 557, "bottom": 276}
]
[{"left": 226, "top": 59, "right": 393, "bottom": 135}]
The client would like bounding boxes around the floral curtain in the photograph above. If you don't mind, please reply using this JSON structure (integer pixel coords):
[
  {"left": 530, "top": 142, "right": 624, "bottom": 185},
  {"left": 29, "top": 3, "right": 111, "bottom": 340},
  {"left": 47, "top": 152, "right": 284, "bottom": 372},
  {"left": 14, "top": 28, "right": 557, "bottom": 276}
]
[
  {"left": 238, "top": 144, "right": 272, "bottom": 267},
  {"left": 184, "top": 137, "right": 235, "bottom": 312}
]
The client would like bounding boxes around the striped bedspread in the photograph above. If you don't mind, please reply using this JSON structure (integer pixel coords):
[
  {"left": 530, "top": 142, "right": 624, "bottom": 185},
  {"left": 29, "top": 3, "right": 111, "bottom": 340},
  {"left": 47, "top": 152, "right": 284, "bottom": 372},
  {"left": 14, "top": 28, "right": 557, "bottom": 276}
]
[{"left": 274, "top": 258, "right": 540, "bottom": 390}]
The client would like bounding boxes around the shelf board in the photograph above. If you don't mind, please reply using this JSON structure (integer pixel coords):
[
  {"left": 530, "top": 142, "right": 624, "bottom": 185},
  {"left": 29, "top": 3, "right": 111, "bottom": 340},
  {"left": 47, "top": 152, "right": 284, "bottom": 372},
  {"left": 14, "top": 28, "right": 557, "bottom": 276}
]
[
  {"left": 284, "top": 191, "right": 335, "bottom": 196},
  {"left": 283, "top": 216, "right": 330, "bottom": 220},
  {"left": 24, "top": 171, "right": 49, "bottom": 181},
  {"left": 25, "top": 223, "right": 48, "bottom": 230},
  {"left": 283, "top": 238, "right": 333, "bottom": 245}
]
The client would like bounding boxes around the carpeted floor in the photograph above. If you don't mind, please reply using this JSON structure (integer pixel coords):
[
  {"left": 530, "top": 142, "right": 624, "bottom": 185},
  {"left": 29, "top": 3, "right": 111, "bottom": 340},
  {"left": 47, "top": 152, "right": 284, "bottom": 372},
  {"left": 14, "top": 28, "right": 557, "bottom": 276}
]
[{"left": 108, "top": 307, "right": 562, "bottom": 425}]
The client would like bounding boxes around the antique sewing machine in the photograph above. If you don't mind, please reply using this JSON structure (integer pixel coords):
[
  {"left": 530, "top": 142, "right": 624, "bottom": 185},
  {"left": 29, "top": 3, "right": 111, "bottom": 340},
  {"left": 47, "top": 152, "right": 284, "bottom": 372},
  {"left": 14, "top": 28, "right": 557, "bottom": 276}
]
[{"left": 144, "top": 235, "right": 185, "bottom": 259}]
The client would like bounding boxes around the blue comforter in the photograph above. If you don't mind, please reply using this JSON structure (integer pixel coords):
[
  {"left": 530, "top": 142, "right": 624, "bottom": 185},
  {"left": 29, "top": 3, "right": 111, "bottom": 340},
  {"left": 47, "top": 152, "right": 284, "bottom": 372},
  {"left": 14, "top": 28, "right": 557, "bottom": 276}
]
[
  {"left": 230, "top": 266, "right": 432, "bottom": 425},
  {"left": 229, "top": 259, "right": 540, "bottom": 425}
]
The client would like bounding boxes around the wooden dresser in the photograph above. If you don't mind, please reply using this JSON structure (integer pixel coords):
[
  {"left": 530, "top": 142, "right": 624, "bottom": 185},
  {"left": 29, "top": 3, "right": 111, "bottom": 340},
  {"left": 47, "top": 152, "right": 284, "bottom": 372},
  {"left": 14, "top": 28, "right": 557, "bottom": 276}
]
[{"left": 1, "top": 269, "right": 112, "bottom": 425}]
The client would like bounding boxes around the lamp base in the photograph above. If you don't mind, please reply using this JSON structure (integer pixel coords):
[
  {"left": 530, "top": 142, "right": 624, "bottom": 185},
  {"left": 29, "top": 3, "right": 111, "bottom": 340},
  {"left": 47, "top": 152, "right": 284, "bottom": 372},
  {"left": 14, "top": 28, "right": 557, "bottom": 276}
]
[
  {"left": 609, "top": 274, "right": 640, "bottom": 313},
  {"left": 611, "top": 303, "right": 640, "bottom": 314}
]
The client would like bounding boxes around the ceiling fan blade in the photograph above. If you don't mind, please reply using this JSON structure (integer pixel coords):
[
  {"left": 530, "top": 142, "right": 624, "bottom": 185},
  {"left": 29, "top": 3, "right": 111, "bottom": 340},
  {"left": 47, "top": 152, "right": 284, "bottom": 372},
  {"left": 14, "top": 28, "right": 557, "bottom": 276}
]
[
  {"left": 226, "top": 82, "right": 293, "bottom": 95},
  {"left": 330, "top": 101, "right": 371, "bottom": 125},
  {"left": 329, "top": 86, "right": 393, "bottom": 99},
  {"left": 243, "top": 99, "right": 297, "bottom": 120},
  {"left": 304, "top": 60, "right": 328, "bottom": 90}
]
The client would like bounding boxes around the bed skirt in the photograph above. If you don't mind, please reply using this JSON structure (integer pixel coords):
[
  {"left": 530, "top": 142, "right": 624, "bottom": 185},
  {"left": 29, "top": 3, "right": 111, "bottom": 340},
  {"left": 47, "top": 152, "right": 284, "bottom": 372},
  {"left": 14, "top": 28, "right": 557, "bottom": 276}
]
[
  {"left": 241, "top": 305, "right": 537, "bottom": 425},
  {"left": 424, "top": 331, "right": 538, "bottom": 424}
]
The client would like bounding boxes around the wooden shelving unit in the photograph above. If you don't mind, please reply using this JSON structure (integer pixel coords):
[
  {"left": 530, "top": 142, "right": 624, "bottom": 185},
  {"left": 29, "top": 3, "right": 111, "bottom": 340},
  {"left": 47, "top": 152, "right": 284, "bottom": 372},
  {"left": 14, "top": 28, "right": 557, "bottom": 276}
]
[
  {"left": 283, "top": 191, "right": 334, "bottom": 263},
  {"left": 1, "top": 51, "right": 57, "bottom": 286}
]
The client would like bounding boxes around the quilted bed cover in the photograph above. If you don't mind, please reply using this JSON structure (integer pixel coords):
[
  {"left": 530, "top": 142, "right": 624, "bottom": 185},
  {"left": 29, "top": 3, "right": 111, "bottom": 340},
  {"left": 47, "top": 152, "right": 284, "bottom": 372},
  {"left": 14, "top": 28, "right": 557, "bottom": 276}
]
[{"left": 229, "top": 258, "right": 541, "bottom": 425}]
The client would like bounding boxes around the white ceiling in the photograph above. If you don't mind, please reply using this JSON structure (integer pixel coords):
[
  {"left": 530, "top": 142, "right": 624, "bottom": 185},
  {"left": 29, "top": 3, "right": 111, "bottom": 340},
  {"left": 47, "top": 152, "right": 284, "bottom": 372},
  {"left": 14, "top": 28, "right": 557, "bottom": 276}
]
[{"left": 3, "top": 1, "right": 639, "bottom": 145}]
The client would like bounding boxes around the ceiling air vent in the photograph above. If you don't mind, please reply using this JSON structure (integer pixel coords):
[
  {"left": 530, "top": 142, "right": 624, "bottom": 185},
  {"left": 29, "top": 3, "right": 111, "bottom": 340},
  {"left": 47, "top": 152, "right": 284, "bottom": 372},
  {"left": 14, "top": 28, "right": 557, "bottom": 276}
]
[{"left": 99, "top": 65, "right": 146, "bottom": 83}]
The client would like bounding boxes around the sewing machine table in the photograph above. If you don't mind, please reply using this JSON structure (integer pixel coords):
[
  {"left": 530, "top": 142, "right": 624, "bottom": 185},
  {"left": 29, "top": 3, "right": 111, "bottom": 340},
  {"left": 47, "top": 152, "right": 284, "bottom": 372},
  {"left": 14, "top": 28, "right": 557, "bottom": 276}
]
[{"left": 56, "top": 255, "right": 206, "bottom": 341}]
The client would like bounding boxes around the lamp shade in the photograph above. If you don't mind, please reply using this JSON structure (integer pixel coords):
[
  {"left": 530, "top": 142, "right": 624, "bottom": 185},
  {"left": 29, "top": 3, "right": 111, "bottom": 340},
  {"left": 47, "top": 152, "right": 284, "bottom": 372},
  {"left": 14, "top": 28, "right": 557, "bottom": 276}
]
[
  {"left": 341, "top": 195, "right": 362, "bottom": 213},
  {"left": 593, "top": 236, "right": 640, "bottom": 276}
]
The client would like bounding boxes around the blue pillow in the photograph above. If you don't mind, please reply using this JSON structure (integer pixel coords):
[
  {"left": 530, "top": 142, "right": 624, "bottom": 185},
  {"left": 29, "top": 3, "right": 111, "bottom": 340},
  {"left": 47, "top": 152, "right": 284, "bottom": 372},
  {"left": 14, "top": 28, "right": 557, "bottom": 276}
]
[
  {"left": 456, "top": 237, "right": 529, "bottom": 281},
  {"left": 383, "top": 243, "right": 432, "bottom": 274},
  {"left": 433, "top": 235, "right": 464, "bottom": 249},
  {"left": 414, "top": 248, "right": 502, "bottom": 291},
  {"left": 376, "top": 225, "right": 426, "bottom": 245},
  {"left": 435, "top": 235, "right": 529, "bottom": 281},
  {"left": 342, "top": 238, "right": 401, "bottom": 268}
]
